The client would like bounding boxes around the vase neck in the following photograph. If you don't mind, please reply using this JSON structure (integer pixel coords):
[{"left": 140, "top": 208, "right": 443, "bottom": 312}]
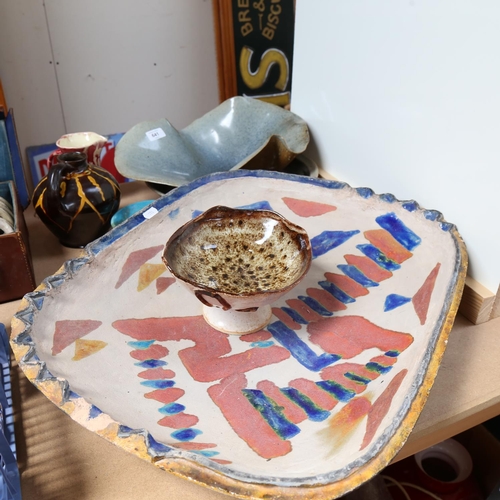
[{"left": 57, "top": 152, "right": 88, "bottom": 173}]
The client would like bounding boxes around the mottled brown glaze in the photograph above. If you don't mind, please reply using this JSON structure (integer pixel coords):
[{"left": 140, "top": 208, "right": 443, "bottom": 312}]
[{"left": 163, "top": 206, "right": 311, "bottom": 309}]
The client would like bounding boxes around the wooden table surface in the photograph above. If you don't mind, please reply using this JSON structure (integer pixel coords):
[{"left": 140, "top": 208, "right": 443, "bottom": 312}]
[{"left": 2, "top": 181, "right": 500, "bottom": 499}]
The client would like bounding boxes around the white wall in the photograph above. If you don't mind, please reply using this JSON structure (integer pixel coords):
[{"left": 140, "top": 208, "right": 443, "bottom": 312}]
[
  {"left": 291, "top": 0, "right": 500, "bottom": 293},
  {"left": 0, "top": 0, "right": 219, "bottom": 184}
]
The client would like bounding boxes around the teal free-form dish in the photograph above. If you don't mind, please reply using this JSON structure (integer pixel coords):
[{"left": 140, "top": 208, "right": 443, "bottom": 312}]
[{"left": 110, "top": 200, "right": 155, "bottom": 228}]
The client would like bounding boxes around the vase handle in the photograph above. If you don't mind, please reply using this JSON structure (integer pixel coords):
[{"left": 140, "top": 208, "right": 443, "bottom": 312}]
[{"left": 45, "top": 162, "right": 74, "bottom": 216}]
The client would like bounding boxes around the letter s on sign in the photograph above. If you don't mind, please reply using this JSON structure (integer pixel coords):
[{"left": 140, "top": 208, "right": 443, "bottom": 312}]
[{"left": 239, "top": 46, "right": 289, "bottom": 91}]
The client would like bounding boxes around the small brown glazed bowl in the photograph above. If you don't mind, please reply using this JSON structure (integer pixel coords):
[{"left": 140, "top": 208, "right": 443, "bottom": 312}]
[{"left": 162, "top": 206, "right": 312, "bottom": 314}]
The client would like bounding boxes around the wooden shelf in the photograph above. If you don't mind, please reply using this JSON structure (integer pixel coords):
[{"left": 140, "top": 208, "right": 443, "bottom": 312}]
[{"left": 2, "top": 181, "right": 500, "bottom": 499}]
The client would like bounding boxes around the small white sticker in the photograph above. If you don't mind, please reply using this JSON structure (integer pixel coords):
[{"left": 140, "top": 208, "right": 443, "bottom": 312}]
[
  {"left": 146, "top": 128, "right": 166, "bottom": 141},
  {"left": 143, "top": 207, "right": 158, "bottom": 219}
]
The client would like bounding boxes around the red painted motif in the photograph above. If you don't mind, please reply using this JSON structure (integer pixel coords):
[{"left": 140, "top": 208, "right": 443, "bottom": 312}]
[
  {"left": 306, "top": 288, "right": 347, "bottom": 312},
  {"left": 52, "top": 320, "right": 102, "bottom": 356},
  {"left": 156, "top": 277, "right": 176, "bottom": 295},
  {"left": 138, "top": 368, "right": 175, "bottom": 380},
  {"left": 209, "top": 374, "right": 292, "bottom": 459},
  {"left": 271, "top": 307, "right": 301, "bottom": 330},
  {"left": 285, "top": 299, "right": 324, "bottom": 322},
  {"left": 364, "top": 229, "right": 413, "bottom": 264},
  {"left": 289, "top": 378, "right": 338, "bottom": 411},
  {"left": 113, "top": 316, "right": 290, "bottom": 383},
  {"left": 321, "top": 363, "right": 379, "bottom": 395},
  {"left": 256, "top": 380, "right": 307, "bottom": 424},
  {"left": 281, "top": 197, "right": 337, "bottom": 217},
  {"left": 361, "top": 369, "right": 408, "bottom": 449},
  {"left": 239, "top": 330, "right": 273, "bottom": 343},
  {"left": 344, "top": 254, "right": 393, "bottom": 282},
  {"left": 308, "top": 316, "right": 414, "bottom": 358},
  {"left": 370, "top": 355, "right": 398, "bottom": 368},
  {"left": 324, "top": 273, "right": 369, "bottom": 298},
  {"left": 130, "top": 344, "right": 169, "bottom": 361},
  {"left": 144, "top": 388, "right": 185, "bottom": 404},
  {"left": 412, "top": 263, "right": 441, "bottom": 325},
  {"left": 158, "top": 412, "right": 199, "bottom": 429},
  {"left": 115, "top": 245, "right": 163, "bottom": 289},
  {"left": 326, "top": 397, "right": 372, "bottom": 447}
]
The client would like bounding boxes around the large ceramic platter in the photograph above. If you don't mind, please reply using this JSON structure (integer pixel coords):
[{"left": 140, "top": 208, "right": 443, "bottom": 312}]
[{"left": 11, "top": 171, "right": 467, "bottom": 499}]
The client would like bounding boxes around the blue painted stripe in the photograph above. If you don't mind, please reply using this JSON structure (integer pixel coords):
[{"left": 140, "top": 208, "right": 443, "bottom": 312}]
[
  {"left": 385, "top": 350, "right": 400, "bottom": 357},
  {"left": 375, "top": 213, "right": 422, "bottom": 251},
  {"left": 356, "top": 244, "right": 401, "bottom": 271},
  {"left": 280, "top": 387, "right": 330, "bottom": 422},
  {"left": 140, "top": 380, "right": 175, "bottom": 389},
  {"left": 298, "top": 295, "right": 333, "bottom": 317},
  {"left": 159, "top": 403, "right": 185, "bottom": 415},
  {"left": 366, "top": 362, "right": 393, "bottom": 374},
  {"left": 344, "top": 372, "right": 371, "bottom": 385},
  {"left": 267, "top": 321, "right": 340, "bottom": 371},
  {"left": 193, "top": 450, "right": 220, "bottom": 457},
  {"left": 319, "top": 280, "right": 355, "bottom": 304},
  {"left": 128, "top": 340, "right": 155, "bottom": 349},
  {"left": 311, "top": 230, "right": 360, "bottom": 259},
  {"left": 384, "top": 294, "right": 412, "bottom": 312},
  {"left": 171, "top": 428, "right": 202, "bottom": 442},
  {"left": 250, "top": 340, "right": 275, "bottom": 348},
  {"left": 337, "top": 264, "right": 379, "bottom": 287},
  {"left": 243, "top": 389, "right": 300, "bottom": 440},
  {"left": 281, "top": 307, "right": 308, "bottom": 325},
  {"left": 134, "top": 359, "right": 167, "bottom": 368},
  {"left": 316, "top": 381, "right": 356, "bottom": 402}
]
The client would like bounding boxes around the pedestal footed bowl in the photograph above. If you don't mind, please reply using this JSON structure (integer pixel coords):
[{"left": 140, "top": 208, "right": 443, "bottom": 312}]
[{"left": 162, "top": 206, "right": 312, "bottom": 335}]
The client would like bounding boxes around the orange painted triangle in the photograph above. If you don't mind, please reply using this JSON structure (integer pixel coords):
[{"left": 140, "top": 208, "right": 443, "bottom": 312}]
[
  {"left": 412, "top": 263, "right": 441, "bottom": 325},
  {"left": 52, "top": 320, "right": 102, "bottom": 355},
  {"left": 282, "top": 197, "right": 336, "bottom": 217},
  {"left": 137, "top": 263, "right": 166, "bottom": 291},
  {"left": 72, "top": 339, "right": 108, "bottom": 361}
]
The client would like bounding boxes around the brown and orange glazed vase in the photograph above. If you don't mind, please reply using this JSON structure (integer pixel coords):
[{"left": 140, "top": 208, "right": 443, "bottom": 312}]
[{"left": 33, "top": 151, "right": 120, "bottom": 248}]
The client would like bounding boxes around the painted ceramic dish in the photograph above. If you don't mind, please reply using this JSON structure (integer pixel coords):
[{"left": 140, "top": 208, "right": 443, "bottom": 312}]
[
  {"left": 114, "top": 97, "right": 309, "bottom": 187},
  {"left": 163, "top": 205, "right": 312, "bottom": 335},
  {"left": 11, "top": 171, "right": 467, "bottom": 499}
]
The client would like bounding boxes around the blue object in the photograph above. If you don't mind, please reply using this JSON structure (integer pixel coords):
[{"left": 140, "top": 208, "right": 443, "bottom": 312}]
[
  {"left": 0, "top": 112, "right": 29, "bottom": 210},
  {"left": 0, "top": 324, "right": 21, "bottom": 500},
  {"left": 110, "top": 200, "right": 155, "bottom": 228}
]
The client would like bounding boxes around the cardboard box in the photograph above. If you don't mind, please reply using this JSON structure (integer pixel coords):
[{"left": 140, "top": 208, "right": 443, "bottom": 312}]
[
  {"left": 0, "top": 181, "right": 35, "bottom": 303},
  {"left": 0, "top": 109, "right": 35, "bottom": 303}
]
